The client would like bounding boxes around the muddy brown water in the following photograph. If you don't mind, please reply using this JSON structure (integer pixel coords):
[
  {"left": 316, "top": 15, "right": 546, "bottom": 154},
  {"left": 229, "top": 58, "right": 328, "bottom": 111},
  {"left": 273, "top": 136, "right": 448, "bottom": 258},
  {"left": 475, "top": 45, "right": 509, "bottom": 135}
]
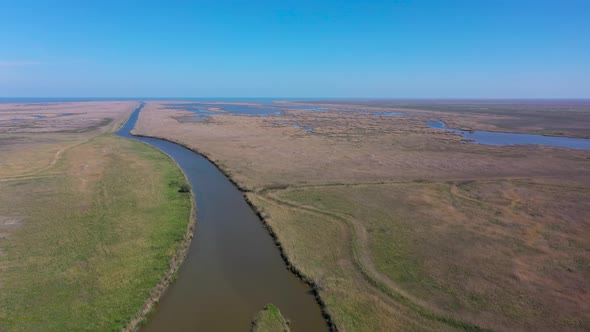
[{"left": 117, "top": 104, "right": 327, "bottom": 331}]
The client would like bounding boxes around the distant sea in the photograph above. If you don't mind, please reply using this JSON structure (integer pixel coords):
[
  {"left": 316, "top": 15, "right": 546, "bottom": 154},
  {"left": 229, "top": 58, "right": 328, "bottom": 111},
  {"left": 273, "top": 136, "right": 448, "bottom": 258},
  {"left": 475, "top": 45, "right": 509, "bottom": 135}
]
[
  {"left": 0, "top": 97, "right": 322, "bottom": 104},
  {"left": 2, "top": 97, "right": 589, "bottom": 104}
]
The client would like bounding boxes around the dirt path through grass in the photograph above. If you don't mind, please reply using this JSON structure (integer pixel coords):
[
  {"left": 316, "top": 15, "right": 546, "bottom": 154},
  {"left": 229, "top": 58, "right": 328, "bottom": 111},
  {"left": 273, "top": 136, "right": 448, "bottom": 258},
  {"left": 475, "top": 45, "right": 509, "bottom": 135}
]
[{"left": 258, "top": 188, "right": 484, "bottom": 331}]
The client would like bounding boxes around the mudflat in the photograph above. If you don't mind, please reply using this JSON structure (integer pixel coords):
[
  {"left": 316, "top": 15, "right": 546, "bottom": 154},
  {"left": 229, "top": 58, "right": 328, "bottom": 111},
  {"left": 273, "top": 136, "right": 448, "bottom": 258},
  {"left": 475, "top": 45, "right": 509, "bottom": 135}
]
[{"left": 134, "top": 100, "right": 590, "bottom": 330}]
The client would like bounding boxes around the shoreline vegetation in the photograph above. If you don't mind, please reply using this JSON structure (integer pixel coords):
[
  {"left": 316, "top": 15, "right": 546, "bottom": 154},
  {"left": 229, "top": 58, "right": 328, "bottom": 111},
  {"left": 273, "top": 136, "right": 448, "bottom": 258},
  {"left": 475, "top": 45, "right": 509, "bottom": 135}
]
[
  {"left": 120, "top": 142, "right": 197, "bottom": 332},
  {"left": 251, "top": 304, "right": 290, "bottom": 332},
  {"left": 118, "top": 105, "right": 199, "bottom": 331}
]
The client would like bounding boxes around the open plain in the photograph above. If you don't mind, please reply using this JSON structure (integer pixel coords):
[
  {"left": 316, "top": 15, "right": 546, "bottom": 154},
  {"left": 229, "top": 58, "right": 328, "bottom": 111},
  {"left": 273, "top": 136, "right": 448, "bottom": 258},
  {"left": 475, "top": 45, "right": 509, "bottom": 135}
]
[
  {"left": 0, "top": 102, "right": 192, "bottom": 331},
  {"left": 134, "top": 100, "right": 590, "bottom": 331}
]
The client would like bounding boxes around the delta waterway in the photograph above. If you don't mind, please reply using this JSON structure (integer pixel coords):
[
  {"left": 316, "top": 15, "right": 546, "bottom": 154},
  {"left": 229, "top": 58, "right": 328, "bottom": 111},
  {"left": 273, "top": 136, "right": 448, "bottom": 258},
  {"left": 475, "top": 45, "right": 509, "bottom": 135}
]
[
  {"left": 117, "top": 104, "right": 327, "bottom": 331},
  {"left": 428, "top": 120, "right": 590, "bottom": 150}
]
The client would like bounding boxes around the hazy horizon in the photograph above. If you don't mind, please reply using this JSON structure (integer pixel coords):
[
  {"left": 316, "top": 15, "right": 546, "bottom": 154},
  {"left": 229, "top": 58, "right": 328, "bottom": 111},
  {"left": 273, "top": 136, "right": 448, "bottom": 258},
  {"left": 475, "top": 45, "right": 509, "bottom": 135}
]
[{"left": 2, "top": 97, "right": 590, "bottom": 101}]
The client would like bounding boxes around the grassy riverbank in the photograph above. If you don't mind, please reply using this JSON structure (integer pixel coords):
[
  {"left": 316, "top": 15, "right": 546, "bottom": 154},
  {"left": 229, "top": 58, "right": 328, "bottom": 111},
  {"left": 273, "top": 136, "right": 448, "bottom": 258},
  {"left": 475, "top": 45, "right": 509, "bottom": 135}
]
[
  {"left": 0, "top": 133, "right": 191, "bottom": 331},
  {"left": 251, "top": 304, "right": 290, "bottom": 332}
]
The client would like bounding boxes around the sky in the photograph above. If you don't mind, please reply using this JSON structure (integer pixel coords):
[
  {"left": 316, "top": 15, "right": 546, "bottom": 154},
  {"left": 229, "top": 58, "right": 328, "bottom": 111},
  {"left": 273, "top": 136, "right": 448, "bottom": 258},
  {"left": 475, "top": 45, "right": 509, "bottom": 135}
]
[{"left": 0, "top": 0, "right": 589, "bottom": 98}]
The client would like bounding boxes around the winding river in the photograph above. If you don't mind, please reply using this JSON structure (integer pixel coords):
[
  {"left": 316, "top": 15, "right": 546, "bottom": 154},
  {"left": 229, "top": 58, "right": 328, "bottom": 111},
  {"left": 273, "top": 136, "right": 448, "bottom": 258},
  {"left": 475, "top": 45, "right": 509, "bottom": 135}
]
[{"left": 117, "top": 104, "right": 327, "bottom": 331}]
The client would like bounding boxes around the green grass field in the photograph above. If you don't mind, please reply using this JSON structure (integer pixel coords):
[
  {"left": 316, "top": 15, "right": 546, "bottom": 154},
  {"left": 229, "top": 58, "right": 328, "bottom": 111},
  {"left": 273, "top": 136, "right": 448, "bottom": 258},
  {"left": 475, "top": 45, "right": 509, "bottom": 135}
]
[{"left": 0, "top": 134, "right": 192, "bottom": 331}]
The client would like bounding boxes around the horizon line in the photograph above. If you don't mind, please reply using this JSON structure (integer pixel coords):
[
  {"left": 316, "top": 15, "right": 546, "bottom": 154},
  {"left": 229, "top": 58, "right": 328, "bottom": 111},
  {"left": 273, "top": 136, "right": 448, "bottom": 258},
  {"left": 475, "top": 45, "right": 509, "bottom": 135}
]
[{"left": 2, "top": 97, "right": 590, "bottom": 101}]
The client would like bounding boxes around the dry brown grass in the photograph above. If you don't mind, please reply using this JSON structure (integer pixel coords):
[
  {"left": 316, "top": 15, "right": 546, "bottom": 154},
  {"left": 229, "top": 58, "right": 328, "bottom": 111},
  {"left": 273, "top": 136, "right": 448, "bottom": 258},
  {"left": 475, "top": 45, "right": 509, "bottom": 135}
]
[
  {"left": 272, "top": 180, "right": 590, "bottom": 330},
  {"left": 134, "top": 101, "right": 590, "bottom": 331},
  {"left": 0, "top": 101, "right": 136, "bottom": 178},
  {"left": 291, "top": 100, "right": 590, "bottom": 138},
  {"left": 134, "top": 103, "right": 589, "bottom": 189}
]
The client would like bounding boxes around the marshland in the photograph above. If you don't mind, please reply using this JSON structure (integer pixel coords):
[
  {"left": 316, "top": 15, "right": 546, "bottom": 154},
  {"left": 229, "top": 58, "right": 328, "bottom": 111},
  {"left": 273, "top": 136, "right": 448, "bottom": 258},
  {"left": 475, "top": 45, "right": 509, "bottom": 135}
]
[
  {"left": 133, "top": 99, "right": 590, "bottom": 331},
  {"left": 1, "top": 98, "right": 589, "bottom": 331},
  {"left": 2, "top": 1, "right": 589, "bottom": 331}
]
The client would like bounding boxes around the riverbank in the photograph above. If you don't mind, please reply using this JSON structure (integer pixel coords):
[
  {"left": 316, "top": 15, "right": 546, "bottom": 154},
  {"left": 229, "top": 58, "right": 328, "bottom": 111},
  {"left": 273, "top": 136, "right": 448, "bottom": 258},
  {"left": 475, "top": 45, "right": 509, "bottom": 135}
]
[
  {"left": 131, "top": 133, "right": 337, "bottom": 331},
  {"left": 0, "top": 125, "right": 192, "bottom": 330},
  {"left": 122, "top": 154, "right": 196, "bottom": 332},
  {"left": 115, "top": 105, "right": 198, "bottom": 332}
]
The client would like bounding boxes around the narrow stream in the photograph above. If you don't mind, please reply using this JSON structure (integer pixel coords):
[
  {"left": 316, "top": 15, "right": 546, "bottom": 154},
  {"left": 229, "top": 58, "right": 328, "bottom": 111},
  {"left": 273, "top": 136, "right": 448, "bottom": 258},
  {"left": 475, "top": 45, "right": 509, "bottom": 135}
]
[{"left": 117, "top": 104, "right": 327, "bottom": 331}]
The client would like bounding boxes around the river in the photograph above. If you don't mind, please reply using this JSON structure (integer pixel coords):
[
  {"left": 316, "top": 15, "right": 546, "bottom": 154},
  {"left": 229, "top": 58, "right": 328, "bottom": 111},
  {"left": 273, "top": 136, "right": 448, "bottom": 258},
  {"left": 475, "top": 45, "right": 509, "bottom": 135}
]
[{"left": 117, "top": 104, "right": 327, "bottom": 331}]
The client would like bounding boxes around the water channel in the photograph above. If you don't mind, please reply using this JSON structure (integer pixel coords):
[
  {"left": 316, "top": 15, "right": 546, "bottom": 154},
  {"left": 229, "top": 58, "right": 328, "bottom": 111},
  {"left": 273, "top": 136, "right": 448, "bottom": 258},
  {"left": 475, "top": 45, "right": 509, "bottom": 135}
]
[{"left": 117, "top": 104, "right": 327, "bottom": 331}]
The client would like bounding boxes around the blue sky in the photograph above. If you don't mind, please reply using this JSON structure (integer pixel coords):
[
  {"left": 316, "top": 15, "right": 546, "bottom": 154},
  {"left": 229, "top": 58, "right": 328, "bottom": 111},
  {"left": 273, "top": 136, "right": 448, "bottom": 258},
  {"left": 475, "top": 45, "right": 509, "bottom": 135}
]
[{"left": 0, "top": 0, "right": 589, "bottom": 98}]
